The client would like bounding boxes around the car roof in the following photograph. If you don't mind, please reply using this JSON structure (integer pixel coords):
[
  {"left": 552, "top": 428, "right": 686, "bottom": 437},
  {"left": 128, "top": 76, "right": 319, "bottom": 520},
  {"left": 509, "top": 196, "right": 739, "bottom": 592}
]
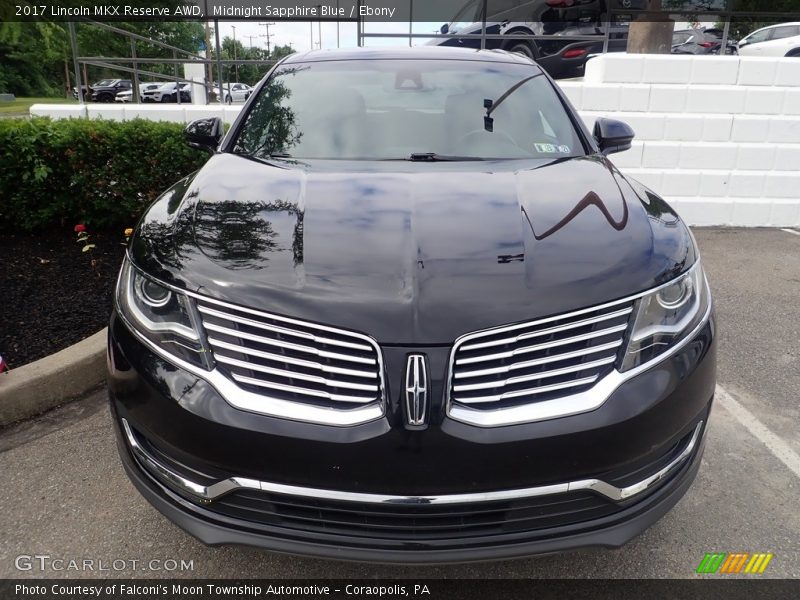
[
  {"left": 753, "top": 22, "right": 800, "bottom": 31},
  {"left": 280, "top": 45, "right": 539, "bottom": 66}
]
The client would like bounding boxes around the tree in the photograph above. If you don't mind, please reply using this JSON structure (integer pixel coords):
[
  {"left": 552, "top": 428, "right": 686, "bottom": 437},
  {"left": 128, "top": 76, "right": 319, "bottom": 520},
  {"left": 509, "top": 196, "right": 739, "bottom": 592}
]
[
  {"left": 0, "top": 22, "right": 69, "bottom": 96},
  {"left": 0, "top": 0, "right": 205, "bottom": 95},
  {"left": 271, "top": 44, "right": 296, "bottom": 61},
  {"left": 626, "top": 0, "right": 674, "bottom": 54}
]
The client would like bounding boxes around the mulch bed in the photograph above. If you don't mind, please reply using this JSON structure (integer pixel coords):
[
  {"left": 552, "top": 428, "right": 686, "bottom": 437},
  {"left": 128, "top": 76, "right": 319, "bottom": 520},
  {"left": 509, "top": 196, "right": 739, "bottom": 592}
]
[{"left": 0, "top": 229, "right": 127, "bottom": 368}]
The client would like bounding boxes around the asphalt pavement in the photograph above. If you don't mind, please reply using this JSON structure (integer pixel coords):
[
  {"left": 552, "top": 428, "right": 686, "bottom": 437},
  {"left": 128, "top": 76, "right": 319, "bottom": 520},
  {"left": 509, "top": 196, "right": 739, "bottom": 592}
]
[{"left": 1, "top": 227, "right": 798, "bottom": 579}]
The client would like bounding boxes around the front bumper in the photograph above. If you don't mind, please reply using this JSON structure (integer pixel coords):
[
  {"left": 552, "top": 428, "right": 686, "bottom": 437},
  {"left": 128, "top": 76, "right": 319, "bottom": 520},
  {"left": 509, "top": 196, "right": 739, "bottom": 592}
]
[{"left": 109, "top": 311, "right": 716, "bottom": 563}]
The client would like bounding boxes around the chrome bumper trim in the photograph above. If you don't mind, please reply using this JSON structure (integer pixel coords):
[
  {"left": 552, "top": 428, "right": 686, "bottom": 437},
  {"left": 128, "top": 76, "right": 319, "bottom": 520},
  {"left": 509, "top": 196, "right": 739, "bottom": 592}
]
[{"left": 122, "top": 418, "right": 703, "bottom": 505}]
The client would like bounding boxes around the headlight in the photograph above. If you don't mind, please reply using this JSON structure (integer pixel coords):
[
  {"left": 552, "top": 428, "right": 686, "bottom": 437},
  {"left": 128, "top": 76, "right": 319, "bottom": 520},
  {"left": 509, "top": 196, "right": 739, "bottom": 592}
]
[
  {"left": 620, "top": 261, "right": 710, "bottom": 372},
  {"left": 115, "top": 258, "right": 212, "bottom": 369}
]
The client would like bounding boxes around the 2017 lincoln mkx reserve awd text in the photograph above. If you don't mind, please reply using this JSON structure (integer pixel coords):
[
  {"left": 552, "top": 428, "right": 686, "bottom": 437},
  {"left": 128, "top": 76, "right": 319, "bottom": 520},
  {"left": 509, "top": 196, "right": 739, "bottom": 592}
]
[{"left": 108, "top": 47, "right": 716, "bottom": 563}]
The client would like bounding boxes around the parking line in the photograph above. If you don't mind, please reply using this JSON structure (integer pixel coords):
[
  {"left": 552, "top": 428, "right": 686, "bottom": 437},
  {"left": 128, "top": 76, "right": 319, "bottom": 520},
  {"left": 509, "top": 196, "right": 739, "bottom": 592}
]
[
  {"left": 716, "top": 385, "right": 800, "bottom": 480},
  {"left": 780, "top": 228, "right": 800, "bottom": 236}
]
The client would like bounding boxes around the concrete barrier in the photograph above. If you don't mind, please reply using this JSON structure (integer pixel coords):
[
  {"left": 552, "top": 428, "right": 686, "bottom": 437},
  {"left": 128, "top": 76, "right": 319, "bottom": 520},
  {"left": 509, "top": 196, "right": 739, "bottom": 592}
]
[{"left": 0, "top": 329, "right": 107, "bottom": 426}]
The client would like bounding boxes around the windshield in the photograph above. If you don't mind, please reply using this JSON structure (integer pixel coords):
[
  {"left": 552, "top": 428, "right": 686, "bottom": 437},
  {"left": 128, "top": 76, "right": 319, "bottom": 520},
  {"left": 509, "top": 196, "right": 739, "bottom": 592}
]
[{"left": 232, "top": 59, "right": 585, "bottom": 161}]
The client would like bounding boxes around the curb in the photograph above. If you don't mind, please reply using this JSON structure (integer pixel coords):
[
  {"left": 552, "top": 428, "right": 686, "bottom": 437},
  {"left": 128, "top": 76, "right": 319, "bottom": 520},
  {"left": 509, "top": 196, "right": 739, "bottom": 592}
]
[{"left": 0, "top": 328, "right": 107, "bottom": 427}]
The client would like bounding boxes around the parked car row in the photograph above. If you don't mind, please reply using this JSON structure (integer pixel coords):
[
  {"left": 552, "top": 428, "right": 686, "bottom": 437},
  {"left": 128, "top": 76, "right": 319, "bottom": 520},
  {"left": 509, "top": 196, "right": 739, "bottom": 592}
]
[
  {"left": 672, "top": 28, "right": 738, "bottom": 55},
  {"left": 429, "top": 11, "right": 800, "bottom": 80},
  {"left": 73, "top": 80, "right": 254, "bottom": 104}
]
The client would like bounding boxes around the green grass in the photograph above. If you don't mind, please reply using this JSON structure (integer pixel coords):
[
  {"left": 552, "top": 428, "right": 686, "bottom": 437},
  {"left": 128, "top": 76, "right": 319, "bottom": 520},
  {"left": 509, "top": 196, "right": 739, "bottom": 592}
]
[{"left": 0, "top": 97, "right": 77, "bottom": 117}]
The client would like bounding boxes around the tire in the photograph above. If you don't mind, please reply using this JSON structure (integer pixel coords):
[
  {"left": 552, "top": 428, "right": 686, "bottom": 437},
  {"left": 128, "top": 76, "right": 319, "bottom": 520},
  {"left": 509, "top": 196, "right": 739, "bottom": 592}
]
[
  {"left": 785, "top": 48, "right": 800, "bottom": 57},
  {"left": 100, "top": 93, "right": 113, "bottom": 103},
  {"left": 507, "top": 42, "right": 535, "bottom": 60}
]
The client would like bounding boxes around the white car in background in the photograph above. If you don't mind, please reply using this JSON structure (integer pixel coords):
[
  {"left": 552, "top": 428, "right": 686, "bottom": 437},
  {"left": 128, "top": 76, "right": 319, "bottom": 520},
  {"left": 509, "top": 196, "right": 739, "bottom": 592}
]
[
  {"left": 151, "top": 82, "right": 191, "bottom": 103},
  {"left": 738, "top": 22, "right": 800, "bottom": 57},
  {"left": 115, "top": 82, "right": 165, "bottom": 103},
  {"left": 218, "top": 82, "right": 253, "bottom": 104}
]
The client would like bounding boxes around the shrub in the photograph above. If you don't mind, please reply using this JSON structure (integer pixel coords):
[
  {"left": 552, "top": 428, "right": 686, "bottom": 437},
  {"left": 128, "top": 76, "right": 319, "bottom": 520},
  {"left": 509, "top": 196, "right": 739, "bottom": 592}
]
[{"left": 0, "top": 117, "right": 209, "bottom": 231}]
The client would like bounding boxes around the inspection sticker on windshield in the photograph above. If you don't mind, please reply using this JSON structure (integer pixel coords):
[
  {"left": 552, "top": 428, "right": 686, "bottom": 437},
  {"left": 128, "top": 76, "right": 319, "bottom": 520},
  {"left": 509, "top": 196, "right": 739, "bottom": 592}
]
[
  {"left": 534, "top": 143, "right": 557, "bottom": 153},
  {"left": 558, "top": 145, "right": 571, "bottom": 154}
]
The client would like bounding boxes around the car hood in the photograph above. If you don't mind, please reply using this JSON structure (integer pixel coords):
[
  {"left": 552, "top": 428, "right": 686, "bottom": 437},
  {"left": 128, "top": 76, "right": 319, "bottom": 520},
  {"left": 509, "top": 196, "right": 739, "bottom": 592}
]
[{"left": 132, "top": 153, "right": 695, "bottom": 344}]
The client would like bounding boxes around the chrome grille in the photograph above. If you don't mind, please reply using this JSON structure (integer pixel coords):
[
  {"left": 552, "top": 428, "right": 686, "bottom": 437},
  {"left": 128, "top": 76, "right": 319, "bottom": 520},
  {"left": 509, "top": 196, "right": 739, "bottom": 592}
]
[
  {"left": 448, "top": 299, "right": 634, "bottom": 413},
  {"left": 196, "top": 298, "right": 384, "bottom": 410}
]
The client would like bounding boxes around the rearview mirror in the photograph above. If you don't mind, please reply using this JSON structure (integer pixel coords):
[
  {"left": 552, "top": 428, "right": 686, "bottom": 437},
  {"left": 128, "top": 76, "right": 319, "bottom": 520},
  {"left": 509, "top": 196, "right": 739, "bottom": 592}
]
[
  {"left": 184, "top": 117, "right": 222, "bottom": 155},
  {"left": 593, "top": 118, "right": 635, "bottom": 156}
]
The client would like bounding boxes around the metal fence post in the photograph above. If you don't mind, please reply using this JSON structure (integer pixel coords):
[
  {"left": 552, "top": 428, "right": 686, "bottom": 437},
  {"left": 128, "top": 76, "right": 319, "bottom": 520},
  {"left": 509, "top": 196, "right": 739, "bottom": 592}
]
[
  {"left": 131, "top": 39, "right": 140, "bottom": 103},
  {"left": 214, "top": 19, "right": 224, "bottom": 105},
  {"left": 720, "top": 15, "right": 731, "bottom": 55},
  {"left": 173, "top": 49, "right": 181, "bottom": 104},
  {"left": 357, "top": 0, "right": 363, "bottom": 47},
  {"left": 409, "top": 0, "right": 413, "bottom": 47},
  {"left": 480, "top": 0, "right": 488, "bottom": 50}
]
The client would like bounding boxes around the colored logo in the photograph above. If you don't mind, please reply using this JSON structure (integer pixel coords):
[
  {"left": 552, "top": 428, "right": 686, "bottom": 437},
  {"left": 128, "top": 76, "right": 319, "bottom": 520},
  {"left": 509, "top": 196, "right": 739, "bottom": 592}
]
[{"left": 696, "top": 552, "right": 773, "bottom": 574}]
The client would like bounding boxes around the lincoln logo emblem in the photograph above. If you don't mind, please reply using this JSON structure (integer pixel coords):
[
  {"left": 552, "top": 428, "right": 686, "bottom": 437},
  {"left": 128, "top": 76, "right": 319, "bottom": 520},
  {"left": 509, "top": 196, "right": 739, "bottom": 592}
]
[{"left": 405, "top": 355, "right": 428, "bottom": 427}]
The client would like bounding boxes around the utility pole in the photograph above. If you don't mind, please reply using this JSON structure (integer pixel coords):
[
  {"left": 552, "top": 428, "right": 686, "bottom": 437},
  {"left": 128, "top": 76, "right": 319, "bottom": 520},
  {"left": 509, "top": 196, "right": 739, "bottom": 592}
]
[
  {"left": 259, "top": 22, "right": 275, "bottom": 56},
  {"left": 310, "top": 20, "right": 314, "bottom": 50},
  {"left": 232, "top": 25, "right": 239, "bottom": 81}
]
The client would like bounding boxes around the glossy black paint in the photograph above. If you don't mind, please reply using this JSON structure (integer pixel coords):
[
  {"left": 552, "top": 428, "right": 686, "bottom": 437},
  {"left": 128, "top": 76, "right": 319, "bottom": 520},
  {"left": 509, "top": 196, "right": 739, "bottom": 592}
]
[
  {"left": 113, "top": 412, "right": 707, "bottom": 563},
  {"left": 131, "top": 153, "right": 694, "bottom": 345},
  {"left": 184, "top": 117, "right": 223, "bottom": 155},
  {"left": 113, "top": 47, "right": 713, "bottom": 560},
  {"left": 110, "top": 312, "right": 715, "bottom": 493},
  {"left": 594, "top": 118, "right": 636, "bottom": 155}
]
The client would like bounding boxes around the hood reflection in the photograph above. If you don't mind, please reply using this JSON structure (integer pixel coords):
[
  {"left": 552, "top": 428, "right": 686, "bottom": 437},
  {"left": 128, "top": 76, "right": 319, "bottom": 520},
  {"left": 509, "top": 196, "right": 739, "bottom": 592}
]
[{"left": 193, "top": 199, "right": 305, "bottom": 270}]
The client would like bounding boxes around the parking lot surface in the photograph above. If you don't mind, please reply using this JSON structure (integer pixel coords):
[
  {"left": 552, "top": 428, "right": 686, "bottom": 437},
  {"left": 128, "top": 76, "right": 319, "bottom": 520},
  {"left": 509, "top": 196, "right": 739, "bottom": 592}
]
[{"left": 1, "top": 228, "right": 798, "bottom": 579}]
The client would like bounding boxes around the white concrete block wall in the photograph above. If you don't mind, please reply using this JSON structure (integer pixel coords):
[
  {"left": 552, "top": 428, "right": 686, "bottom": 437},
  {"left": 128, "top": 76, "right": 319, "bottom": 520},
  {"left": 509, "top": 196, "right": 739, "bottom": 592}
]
[
  {"left": 28, "top": 54, "right": 800, "bottom": 226},
  {"left": 573, "top": 54, "right": 800, "bottom": 227}
]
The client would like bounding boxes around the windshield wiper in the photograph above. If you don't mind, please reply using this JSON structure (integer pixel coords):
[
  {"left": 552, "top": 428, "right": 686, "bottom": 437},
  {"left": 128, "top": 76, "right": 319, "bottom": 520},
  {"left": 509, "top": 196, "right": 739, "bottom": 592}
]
[{"left": 408, "top": 152, "right": 484, "bottom": 162}]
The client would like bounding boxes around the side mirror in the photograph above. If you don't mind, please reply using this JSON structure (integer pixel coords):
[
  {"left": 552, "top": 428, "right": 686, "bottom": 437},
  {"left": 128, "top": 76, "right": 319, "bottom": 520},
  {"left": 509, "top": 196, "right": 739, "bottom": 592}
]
[
  {"left": 184, "top": 117, "right": 222, "bottom": 155},
  {"left": 593, "top": 117, "right": 635, "bottom": 156},
  {"left": 440, "top": 23, "right": 449, "bottom": 34}
]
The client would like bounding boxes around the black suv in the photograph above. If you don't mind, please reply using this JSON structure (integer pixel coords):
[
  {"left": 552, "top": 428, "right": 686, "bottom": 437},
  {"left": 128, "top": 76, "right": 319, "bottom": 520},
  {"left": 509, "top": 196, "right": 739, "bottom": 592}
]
[
  {"left": 91, "top": 79, "right": 132, "bottom": 103},
  {"left": 109, "top": 47, "right": 716, "bottom": 563}
]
